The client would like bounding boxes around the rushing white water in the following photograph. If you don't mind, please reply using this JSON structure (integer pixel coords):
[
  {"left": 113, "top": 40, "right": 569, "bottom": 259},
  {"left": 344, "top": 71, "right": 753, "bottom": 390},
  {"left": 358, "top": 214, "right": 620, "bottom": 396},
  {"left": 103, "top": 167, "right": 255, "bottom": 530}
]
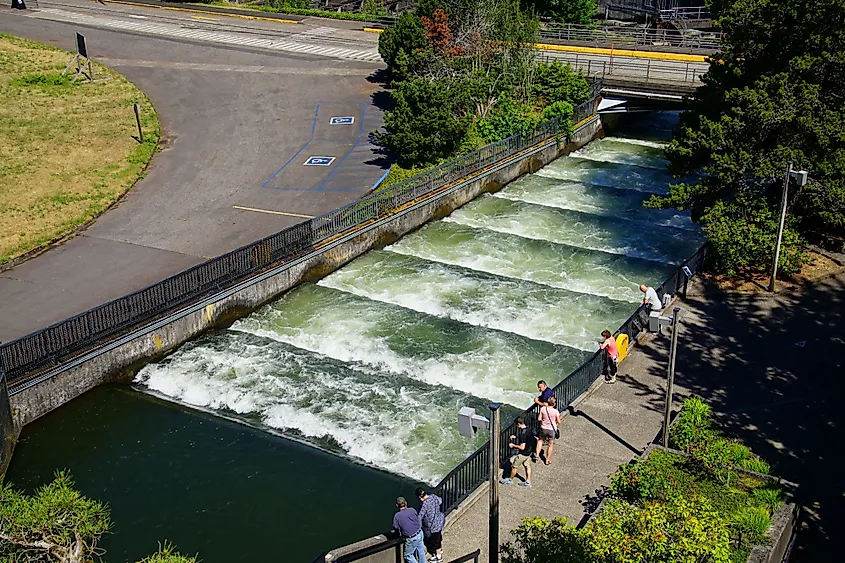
[{"left": 136, "top": 116, "right": 700, "bottom": 484}]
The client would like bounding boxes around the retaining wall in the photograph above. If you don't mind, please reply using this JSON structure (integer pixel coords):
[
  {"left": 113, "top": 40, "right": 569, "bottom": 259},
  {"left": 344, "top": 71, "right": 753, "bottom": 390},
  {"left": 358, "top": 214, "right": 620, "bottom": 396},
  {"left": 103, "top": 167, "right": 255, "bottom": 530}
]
[
  {"left": 0, "top": 375, "right": 18, "bottom": 476},
  {"left": 10, "top": 116, "right": 604, "bottom": 426}
]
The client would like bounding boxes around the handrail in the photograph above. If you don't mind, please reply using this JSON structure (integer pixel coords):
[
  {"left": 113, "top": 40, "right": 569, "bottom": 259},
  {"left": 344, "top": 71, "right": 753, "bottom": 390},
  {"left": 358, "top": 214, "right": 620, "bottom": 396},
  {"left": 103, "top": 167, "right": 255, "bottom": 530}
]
[
  {"left": 434, "top": 243, "right": 707, "bottom": 515},
  {"left": 334, "top": 537, "right": 404, "bottom": 563},
  {"left": 2, "top": 86, "right": 602, "bottom": 393},
  {"left": 448, "top": 550, "right": 481, "bottom": 563}
]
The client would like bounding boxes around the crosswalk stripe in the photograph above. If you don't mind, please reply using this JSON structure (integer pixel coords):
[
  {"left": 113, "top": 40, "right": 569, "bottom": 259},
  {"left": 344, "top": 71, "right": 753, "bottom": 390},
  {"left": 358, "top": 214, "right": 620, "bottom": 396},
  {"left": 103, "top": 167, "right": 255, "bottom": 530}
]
[{"left": 27, "top": 8, "right": 382, "bottom": 63}]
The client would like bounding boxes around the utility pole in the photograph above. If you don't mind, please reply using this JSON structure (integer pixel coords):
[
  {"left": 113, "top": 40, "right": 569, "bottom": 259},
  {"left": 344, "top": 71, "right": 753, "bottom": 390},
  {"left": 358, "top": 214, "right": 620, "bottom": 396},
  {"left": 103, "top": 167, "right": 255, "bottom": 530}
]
[
  {"left": 661, "top": 307, "right": 681, "bottom": 448},
  {"left": 488, "top": 404, "right": 500, "bottom": 563}
]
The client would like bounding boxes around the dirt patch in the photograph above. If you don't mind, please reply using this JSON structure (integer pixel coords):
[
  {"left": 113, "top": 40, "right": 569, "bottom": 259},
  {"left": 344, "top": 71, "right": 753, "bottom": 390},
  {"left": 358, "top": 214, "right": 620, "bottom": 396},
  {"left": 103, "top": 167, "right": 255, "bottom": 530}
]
[
  {"left": 0, "top": 33, "right": 160, "bottom": 265},
  {"left": 707, "top": 250, "right": 845, "bottom": 294}
]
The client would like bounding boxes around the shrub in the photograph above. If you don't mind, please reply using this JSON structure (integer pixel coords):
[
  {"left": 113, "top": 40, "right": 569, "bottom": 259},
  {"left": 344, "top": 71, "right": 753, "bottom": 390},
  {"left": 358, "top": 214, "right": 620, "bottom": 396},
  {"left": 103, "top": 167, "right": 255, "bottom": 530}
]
[
  {"left": 361, "top": 0, "right": 388, "bottom": 19},
  {"left": 609, "top": 455, "right": 679, "bottom": 504},
  {"left": 501, "top": 517, "right": 592, "bottom": 563},
  {"left": 737, "top": 456, "right": 771, "bottom": 475},
  {"left": 476, "top": 96, "right": 540, "bottom": 144},
  {"left": 752, "top": 485, "right": 783, "bottom": 514},
  {"left": 700, "top": 197, "right": 808, "bottom": 277},
  {"left": 669, "top": 396, "right": 713, "bottom": 451},
  {"left": 532, "top": 59, "right": 590, "bottom": 106},
  {"left": 731, "top": 507, "right": 771, "bottom": 548},
  {"left": 689, "top": 437, "right": 739, "bottom": 485},
  {"left": 586, "top": 496, "right": 732, "bottom": 563}
]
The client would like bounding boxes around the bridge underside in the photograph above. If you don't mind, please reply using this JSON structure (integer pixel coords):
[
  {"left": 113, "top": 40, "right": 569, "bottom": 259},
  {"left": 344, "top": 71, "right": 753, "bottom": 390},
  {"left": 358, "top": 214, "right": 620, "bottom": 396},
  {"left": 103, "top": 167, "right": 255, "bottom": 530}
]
[{"left": 598, "top": 94, "right": 686, "bottom": 113}]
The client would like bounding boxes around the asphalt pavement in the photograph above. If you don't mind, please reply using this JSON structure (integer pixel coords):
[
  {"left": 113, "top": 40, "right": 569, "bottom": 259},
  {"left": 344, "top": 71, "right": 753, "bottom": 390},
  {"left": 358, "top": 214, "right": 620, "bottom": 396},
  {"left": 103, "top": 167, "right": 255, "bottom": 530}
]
[{"left": 0, "top": 5, "right": 385, "bottom": 340}]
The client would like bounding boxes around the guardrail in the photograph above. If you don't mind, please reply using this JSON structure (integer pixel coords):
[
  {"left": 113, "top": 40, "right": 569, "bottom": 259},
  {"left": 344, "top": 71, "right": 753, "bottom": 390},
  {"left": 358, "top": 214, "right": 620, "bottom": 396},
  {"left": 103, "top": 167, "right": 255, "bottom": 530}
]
[
  {"left": 434, "top": 243, "right": 707, "bottom": 516},
  {"left": 539, "top": 24, "right": 721, "bottom": 52},
  {"left": 2, "top": 88, "right": 602, "bottom": 394},
  {"left": 540, "top": 53, "right": 706, "bottom": 85}
]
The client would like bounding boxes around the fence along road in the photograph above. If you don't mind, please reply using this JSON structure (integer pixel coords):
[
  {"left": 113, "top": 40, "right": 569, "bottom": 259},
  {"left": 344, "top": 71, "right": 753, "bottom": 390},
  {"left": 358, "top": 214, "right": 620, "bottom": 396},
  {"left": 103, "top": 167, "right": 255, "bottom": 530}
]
[{"left": 1, "top": 89, "right": 601, "bottom": 396}]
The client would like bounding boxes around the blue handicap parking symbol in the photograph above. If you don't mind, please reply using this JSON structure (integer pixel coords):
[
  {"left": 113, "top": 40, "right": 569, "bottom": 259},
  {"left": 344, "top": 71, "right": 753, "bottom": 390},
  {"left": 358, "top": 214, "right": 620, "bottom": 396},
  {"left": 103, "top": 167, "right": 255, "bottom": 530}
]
[
  {"left": 330, "top": 116, "right": 355, "bottom": 125},
  {"left": 304, "top": 156, "right": 336, "bottom": 166}
]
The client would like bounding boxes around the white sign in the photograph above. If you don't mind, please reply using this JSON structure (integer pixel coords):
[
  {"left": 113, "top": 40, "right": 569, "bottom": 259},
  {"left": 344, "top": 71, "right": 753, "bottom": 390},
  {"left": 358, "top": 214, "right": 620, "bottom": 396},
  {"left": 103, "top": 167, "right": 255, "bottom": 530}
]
[{"left": 304, "top": 156, "right": 335, "bottom": 166}]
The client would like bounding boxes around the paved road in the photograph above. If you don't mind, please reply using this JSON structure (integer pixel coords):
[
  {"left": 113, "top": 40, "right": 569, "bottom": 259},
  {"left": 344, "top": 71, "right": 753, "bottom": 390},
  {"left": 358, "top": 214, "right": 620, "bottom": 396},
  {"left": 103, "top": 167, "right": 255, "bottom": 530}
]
[{"left": 0, "top": 3, "right": 385, "bottom": 341}]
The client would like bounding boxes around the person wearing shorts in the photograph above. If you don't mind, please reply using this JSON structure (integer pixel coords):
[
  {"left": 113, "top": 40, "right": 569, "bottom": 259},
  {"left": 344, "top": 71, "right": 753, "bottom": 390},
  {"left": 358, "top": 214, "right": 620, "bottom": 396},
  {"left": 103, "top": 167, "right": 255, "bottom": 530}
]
[
  {"left": 535, "top": 396, "right": 561, "bottom": 465},
  {"left": 502, "top": 417, "right": 533, "bottom": 487}
]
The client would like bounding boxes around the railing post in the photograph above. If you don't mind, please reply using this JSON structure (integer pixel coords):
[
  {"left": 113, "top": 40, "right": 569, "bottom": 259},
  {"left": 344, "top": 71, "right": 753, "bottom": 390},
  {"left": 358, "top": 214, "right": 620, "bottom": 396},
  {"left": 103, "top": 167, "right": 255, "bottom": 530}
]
[
  {"left": 646, "top": 59, "right": 651, "bottom": 81},
  {"left": 661, "top": 307, "right": 681, "bottom": 448}
]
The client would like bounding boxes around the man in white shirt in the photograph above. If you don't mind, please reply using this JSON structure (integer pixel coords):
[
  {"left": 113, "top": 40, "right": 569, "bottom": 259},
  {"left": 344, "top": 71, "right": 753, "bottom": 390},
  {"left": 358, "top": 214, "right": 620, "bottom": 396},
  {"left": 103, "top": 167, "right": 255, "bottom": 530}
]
[{"left": 640, "top": 285, "right": 662, "bottom": 312}]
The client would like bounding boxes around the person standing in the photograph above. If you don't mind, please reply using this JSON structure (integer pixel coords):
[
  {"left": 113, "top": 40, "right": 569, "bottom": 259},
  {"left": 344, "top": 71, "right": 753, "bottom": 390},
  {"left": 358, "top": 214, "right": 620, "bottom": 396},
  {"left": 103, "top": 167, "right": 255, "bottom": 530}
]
[
  {"left": 640, "top": 284, "right": 662, "bottom": 313},
  {"left": 535, "top": 396, "right": 562, "bottom": 465},
  {"left": 599, "top": 329, "right": 619, "bottom": 384},
  {"left": 502, "top": 417, "right": 533, "bottom": 487},
  {"left": 534, "top": 380, "right": 554, "bottom": 407},
  {"left": 416, "top": 487, "right": 445, "bottom": 562},
  {"left": 392, "top": 496, "right": 426, "bottom": 563}
]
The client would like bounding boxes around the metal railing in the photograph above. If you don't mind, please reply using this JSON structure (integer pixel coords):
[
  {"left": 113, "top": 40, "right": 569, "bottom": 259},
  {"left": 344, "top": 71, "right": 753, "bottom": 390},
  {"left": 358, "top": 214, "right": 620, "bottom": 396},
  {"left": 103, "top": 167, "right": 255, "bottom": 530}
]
[
  {"left": 434, "top": 243, "right": 707, "bottom": 516},
  {"left": 539, "top": 24, "right": 721, "bottom": 52},
  {"left": 540, "top": 53, "right": 706, "bottom": 85},
  {"left": 2, "top": 91, "right": 602, "bottom": 394}
]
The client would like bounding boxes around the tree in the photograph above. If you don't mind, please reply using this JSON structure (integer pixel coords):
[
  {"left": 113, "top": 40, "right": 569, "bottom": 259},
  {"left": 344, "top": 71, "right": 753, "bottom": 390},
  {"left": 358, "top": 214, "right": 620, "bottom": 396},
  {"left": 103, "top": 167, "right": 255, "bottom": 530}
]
[
  {"left": 378, "top": 10, "right": 428, "bottom": 81},
  {"left": 0, "top": 472, "right": 198, "bottom": 563},
  {"left": 648, "top": 0, "right": 845, "bottom": 274},
  {"left": 523, "top": 0, "right": 597, "bottom": 24},
  {"left": 373, "top": 77, "right": 473, "bottom": 168},
  {"left": 533, "top": 59, "right": 590, "bottom": 106}
]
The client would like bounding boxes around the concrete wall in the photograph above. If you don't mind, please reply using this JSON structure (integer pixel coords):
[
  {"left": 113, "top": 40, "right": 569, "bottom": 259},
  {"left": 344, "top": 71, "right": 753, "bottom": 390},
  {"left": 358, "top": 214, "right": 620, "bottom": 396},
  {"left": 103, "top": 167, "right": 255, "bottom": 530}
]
[
  {"left": 0, "top": 374, "right": 19, "bottom": 477},
  {"left": 322, "top": 535, "right": 401, "bottom": 563},
  {"left": 10, "top": 116, "right": 603, "bottom": 426}
]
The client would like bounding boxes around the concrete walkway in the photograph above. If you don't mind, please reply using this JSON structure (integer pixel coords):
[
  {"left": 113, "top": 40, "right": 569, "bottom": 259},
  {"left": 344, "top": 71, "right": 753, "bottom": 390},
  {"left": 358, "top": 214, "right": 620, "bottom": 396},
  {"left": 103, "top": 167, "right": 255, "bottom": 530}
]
[{"left": 443, "top": 273, "right": 845, "bottom": 563}]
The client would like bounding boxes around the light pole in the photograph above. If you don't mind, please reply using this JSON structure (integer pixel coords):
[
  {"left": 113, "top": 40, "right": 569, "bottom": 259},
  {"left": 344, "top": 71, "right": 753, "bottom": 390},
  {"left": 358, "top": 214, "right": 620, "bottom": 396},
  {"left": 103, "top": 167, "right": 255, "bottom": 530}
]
[
  {"left": 769, "top": 163, "right": 809, "bottom": 292},
  {"left": 457, "top": 403, "right": 501, "bottom": 563},
  {"left": 488, "top": 404, "right": 500, "bottom": 563},
  {"left": 661, "top": 307, "right": 681, "bottom": 448}
]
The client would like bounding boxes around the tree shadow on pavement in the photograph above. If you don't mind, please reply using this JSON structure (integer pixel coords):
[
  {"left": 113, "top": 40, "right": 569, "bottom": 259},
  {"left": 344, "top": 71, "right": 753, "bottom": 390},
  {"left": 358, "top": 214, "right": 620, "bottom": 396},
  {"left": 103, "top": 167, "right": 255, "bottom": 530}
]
[{"left": 640, "top": 274, "right": 845, "bottom": 562}]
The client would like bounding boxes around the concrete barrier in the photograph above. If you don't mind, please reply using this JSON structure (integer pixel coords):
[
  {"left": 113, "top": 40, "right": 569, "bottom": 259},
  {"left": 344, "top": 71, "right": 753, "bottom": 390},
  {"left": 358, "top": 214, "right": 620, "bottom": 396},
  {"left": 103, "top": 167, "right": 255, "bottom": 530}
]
[
  {"left": 0, "top": 374, "right": 19, "bottom": 477},
  {"left": 10, "top": 116, "right": 603, "bottom": 427}
]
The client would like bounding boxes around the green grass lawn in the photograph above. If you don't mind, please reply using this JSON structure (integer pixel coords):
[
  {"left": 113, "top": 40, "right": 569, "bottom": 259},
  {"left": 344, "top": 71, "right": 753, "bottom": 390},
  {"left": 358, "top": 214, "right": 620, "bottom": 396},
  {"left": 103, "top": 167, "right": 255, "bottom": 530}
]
[{"left": 0, "top": 34, "right": 160, "bottom": 265}]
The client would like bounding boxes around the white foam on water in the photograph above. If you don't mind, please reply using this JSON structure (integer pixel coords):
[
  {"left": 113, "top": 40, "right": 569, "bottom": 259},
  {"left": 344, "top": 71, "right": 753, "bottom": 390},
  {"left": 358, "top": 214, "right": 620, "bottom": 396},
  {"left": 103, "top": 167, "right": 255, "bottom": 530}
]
[
  {"left": 605, "top": 137, "right": 668, "bottom": 149},
  {"left": 135, "top": 334, "right": 489, "bottom": 484},
  {"left": 227, "top": 286, "right": 561, "bottom": 409},
  {"left": 443, "top": 197, "right": 703, "bottom": 265},
  {"left": 318, "top": 251, "right": 631, "bottom": 351},
  {"left": 386, "top": 222, "right": 668, "bottom": 303}
]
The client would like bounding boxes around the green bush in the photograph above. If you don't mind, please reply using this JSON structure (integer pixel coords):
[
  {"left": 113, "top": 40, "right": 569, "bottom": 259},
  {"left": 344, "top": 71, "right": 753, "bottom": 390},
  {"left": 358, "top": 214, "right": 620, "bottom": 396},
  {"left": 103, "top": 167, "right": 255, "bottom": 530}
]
[
  {"left": 731, "top": 507, "right": 771, "bottom": 548},
  {"left": 669, "top": 396, "right": 713, "bottom": 452},
  {"left": 700, "top": 197, "right": 808, "bottom": 277},
  {"left": 737, "top": 456, "right": 771, "bottom": 475},
  {"left": 609, "top": 455, "right": 680, "bottom": 504},
  {"left": 586, "top": 496, "right": 732, "bottom": 563},
  {"left": 533, "top": 59, "right": 590, "bottom": 106},
  {"left": 689, "top": 437, "right": 740, "bottom": 485},
  {"left": 752, "top": 485, "right": 783, "bottom": 514},
  {"left": 377, "top": 163, "right": 430, "bottom": 190},
  {"left": 361, "top": 0, "right": 388, "bottom": 18},
  {"left": 501, "top": 517, "right": 592, "bottom": 563}
]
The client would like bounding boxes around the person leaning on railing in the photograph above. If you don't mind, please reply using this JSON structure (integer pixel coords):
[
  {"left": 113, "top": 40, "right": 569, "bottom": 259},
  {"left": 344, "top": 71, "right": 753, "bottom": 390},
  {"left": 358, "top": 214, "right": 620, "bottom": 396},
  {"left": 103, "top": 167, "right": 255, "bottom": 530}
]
[{"left": 599, "top": 330, "right": 619, "bottom": 384}]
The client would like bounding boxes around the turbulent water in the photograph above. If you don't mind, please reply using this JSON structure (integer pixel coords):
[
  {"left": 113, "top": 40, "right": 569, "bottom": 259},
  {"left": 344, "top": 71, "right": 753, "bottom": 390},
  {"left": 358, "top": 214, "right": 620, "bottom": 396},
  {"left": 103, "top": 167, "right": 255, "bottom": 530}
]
[{"left": 136, "top": 122, "right": 704, "bottom": 484}]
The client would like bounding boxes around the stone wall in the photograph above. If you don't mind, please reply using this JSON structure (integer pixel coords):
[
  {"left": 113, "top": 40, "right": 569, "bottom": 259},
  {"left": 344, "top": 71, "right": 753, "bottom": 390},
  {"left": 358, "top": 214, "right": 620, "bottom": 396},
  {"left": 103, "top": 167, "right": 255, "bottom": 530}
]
[{"left": 10, "top": 116, "right": 603, "bottom": 427}]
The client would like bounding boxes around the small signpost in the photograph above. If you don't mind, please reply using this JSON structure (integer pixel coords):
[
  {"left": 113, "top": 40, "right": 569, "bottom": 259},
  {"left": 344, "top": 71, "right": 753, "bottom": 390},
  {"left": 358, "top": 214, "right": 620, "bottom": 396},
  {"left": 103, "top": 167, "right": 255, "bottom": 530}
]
[
  {"left": 304, "top": 156, "right": 335, "bottom": 166},
  {"left": 133, "top": 103, "right": 144, "bottom": 143},
  {"left": 330, "top": 116, "right": 355, "bottom": 125},
  {"left": 62, "top": 33, "right": 94, "bottom": 81}
]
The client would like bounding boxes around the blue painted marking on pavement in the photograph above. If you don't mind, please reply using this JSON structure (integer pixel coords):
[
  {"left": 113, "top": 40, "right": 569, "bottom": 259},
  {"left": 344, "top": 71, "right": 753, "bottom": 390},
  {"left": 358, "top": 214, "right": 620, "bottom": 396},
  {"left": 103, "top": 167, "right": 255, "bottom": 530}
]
[
  {"left": 304, "top": 156, "right": 336, "bottom": 166},
  {"left": 262, "top": 103, "right": 320, "bottom": 189},
  {"left": 316, "top": 103, "right": 368, "bottom": 191},
  {"left": 330, "top": 116, "right": 355, "bottom": 125}
]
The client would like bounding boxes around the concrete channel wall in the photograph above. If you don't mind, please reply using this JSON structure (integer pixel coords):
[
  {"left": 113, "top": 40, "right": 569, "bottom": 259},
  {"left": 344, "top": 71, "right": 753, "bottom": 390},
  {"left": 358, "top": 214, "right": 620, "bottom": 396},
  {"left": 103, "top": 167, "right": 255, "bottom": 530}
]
[
  {"left": 0, "top": 375, "right": 18, "bottom": 476},
  {"left": 9, "top": 116, "right": 603, "bottom": 431}
]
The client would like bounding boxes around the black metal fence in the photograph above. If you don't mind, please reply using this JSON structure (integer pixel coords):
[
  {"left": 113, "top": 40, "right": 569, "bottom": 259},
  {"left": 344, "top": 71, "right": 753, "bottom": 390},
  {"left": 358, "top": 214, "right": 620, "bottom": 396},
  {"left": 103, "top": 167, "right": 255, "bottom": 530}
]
[
  {"left": 2, "top": 90, "right": 602, "bottom": 394},
  {"left": 434, "top": 244, "right": 707, "bottom": 516}
]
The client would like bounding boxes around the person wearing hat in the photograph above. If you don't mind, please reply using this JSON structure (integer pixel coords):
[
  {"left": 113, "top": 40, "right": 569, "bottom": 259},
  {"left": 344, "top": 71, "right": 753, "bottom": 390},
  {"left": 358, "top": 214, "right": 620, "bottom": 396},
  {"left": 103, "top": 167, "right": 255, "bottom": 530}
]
[
  {"left": 392, "top": 496, "right": 426, "bottom": 563},
  {"left": 416, "top": 487, "right": 445, "bottom": 562}
]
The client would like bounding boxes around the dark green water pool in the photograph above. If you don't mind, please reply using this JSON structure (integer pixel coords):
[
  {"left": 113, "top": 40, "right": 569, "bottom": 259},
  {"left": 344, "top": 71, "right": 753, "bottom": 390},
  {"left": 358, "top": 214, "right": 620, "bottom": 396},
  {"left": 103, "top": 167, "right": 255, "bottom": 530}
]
[{"left": 6, "top": 386, "right": 419, "bottom": 563}]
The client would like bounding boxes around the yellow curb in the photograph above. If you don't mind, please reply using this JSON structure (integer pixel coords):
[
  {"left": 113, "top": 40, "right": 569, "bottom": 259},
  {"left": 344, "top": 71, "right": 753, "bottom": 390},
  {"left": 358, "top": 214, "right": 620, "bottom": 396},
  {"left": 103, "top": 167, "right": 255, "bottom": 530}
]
[
  {"left": 535, "top": 42, "right": 708, "bottom": 62},
  {"left": 94, "top": 0, "right": 299, "bottom": 24},
  {"left": 363, "top": 27, "right": 384, "bottom": 33}
]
